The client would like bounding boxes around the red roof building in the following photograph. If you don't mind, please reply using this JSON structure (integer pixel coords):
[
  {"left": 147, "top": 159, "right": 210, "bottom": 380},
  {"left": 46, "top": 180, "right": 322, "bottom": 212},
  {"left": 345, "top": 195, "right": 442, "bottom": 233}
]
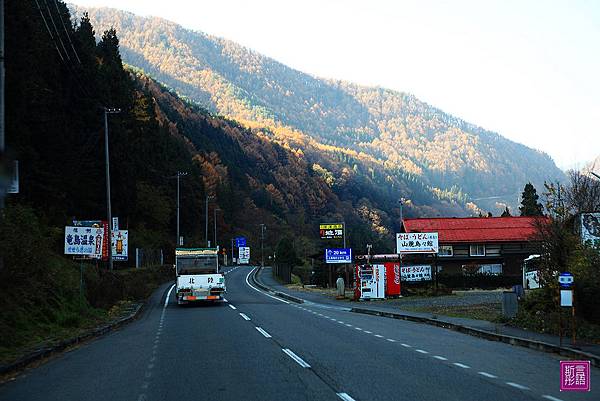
[{"left": 400, "top": 216, "right": 545, "bottom": 276}]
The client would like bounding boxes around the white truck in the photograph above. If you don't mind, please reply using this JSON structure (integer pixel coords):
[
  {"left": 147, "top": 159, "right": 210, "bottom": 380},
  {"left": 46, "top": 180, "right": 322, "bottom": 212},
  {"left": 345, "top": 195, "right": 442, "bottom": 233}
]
[{"left": 175, "top": 248, "right": 226, "bottom": 304}]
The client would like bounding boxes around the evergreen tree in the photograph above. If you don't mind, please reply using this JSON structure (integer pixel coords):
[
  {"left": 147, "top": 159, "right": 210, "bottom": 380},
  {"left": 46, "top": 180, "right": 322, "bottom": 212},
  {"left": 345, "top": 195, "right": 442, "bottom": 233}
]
[
  {"left": 519, "top": 183, "right": 544, "bottom": 216},
  {"left": 501, "top": 207, "right": 511, "bottom": 217}
]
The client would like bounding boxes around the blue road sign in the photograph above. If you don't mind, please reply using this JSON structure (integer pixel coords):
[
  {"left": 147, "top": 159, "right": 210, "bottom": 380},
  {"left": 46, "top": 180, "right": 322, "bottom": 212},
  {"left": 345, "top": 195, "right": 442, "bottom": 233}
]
[
  {"left": 325, "top": 248, "right": 352, "bottom": 264},
  {"left": 236, "top": 237, "right": 247, "bottom": 247},
  {"left": 559, "top": 272, "right": 574, "bottom": 288}
]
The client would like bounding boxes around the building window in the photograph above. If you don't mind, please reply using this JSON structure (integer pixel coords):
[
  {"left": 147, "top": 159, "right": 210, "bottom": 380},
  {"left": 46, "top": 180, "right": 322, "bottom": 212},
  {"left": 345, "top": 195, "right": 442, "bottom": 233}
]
[
  {"left": 469, "top": 244, "right": 485, "bottom": 256},
  {"left": 439, "top": 245, "right": 453, "bottom": 257}
]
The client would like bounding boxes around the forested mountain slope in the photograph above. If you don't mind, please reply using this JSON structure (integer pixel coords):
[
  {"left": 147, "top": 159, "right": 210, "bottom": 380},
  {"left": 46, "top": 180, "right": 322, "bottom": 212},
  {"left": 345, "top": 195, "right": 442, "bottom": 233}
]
[{"left": 74, "top": 5, "right": 565, "bottom": 212}]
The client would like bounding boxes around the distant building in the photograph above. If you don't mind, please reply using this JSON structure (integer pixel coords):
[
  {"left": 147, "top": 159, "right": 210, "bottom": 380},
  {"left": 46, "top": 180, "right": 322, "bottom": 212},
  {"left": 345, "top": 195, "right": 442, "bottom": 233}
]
[{"left": 401, "top": 216, "right": 544, "bottom": 276}]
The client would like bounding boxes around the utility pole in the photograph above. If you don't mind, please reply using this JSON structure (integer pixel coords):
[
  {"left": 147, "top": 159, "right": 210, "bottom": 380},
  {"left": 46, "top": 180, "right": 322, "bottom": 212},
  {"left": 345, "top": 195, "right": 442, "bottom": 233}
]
[
  {"left": 260, "top": 224, "right": 266, "bottom": 268},
  {"left": 399, "top": 197, "right": 406, "bottom": 226},
  {"left": 174, "top": 171, "right": 188, "bottom": 247},
  {"left": 213, "top": 208, "right": 220, "bottom": 247},
  {"left": 205, "top": 195, "right": 214, "bottom": 247},
  {"left": 104, "top": 108, "right": 120, "bottom": 271},
  {"left": 0, "top": 0, "right": 4, "bottom": 157},
  {"left": 231, "top": 238, "right": 234, "bottom": 266}
]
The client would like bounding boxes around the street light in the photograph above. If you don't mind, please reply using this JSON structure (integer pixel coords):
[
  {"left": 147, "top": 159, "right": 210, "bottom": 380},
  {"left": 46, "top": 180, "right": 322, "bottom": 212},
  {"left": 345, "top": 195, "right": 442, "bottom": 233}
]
[
  {"left": 168, "top": 171, "right": 188, "bottom": 247},
  {"left": 104, "top": 107, "right": 120, "bottom": 271},
  {"left": 205, "top": 195, "right": 215, "bottom": 247},
  {"left": 214, "top": 208, "right": 221, "bottom": 247}
]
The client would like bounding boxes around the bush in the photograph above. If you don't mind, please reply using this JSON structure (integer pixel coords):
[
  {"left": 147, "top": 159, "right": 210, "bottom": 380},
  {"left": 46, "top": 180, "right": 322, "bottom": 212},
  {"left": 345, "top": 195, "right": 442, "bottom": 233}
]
[{"left": 437, "top": 273, "right": 521, "bottom": 290}]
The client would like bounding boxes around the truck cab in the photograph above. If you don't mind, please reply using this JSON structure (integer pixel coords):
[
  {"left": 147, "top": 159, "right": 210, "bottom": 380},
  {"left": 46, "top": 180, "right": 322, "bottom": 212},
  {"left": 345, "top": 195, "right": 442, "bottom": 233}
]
[{"left": 175, "top": 248, "right": 226, "bottom": 304}]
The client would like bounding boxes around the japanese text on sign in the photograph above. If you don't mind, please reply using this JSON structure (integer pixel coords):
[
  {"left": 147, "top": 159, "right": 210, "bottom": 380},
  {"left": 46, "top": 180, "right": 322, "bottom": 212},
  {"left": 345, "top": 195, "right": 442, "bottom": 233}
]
[
  {"left": 320, "top": 223, "right": 344, "bottom": 239},
  {"left": 396, "top": 232, "right": 439, "bottom": 254},
  {"left": 401, "top": 265, "right": 432, "bottom": 282},
  {"left": 560, "top": 360, "right": 590, "bottom": 392},
  {"left": 325, "top": 248, "right": 352, "bottom": 264},
  {"left": 64, "top": 226, "right": 104, "bottom": 256}
]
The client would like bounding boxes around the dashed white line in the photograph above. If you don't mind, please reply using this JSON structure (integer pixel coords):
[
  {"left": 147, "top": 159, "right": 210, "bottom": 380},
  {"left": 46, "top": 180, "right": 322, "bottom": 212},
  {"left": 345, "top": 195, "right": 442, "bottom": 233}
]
[
  {"left": 282, "top": 348, "right": 311, "bottom": 368},
  {"left": 432, "top": 355, "right": 448, "bottom": 361},
  {"left": 453, "top": 363, "right": 470, "bottom": 369},
  {"left": 229, "top": 304, "right": 237, "bottom": 310},
  {"left": 386, "top": 339, "right": 397, "bottom": 342},
  {"left": 374, "top": 334, "right": 384, "bottom": 338},
  {"left": 337, "top": 393, "right": 356, "bottom": 401},
  {"left": 364, "top": 330, "right": 373, "bottom": 334},
  {"left": 239, "top": 313, "right": 251, "bottom": 321},
  {"left": 345, "top": 323, "right": 353, "bottom": 327},
  {"left": 542, "top": 395, "right": 564, "bottom": 401},
  {"left": 355, "top": 327, "right": 363, "bottom": 331},
  {"left": 164, "top": 284, "right": 175, "bottom": 307},
  {"left": 478, "top": 371, "right": 497, "bottom": 379},
  {"left": 505, "top": 382, "right": 529, "bottom": 390},
  {"left": 415, "top": 349, "right": 429, "bottom": 354},
  {"left": 255, "top": 327, "right": 272, "bottom": 338}
]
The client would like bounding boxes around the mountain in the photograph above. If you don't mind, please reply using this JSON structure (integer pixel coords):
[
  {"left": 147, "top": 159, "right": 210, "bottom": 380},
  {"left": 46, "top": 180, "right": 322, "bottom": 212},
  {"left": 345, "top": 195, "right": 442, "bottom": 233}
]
[{"left": 72, "top": 5, "right": 565, "bottom": 214}]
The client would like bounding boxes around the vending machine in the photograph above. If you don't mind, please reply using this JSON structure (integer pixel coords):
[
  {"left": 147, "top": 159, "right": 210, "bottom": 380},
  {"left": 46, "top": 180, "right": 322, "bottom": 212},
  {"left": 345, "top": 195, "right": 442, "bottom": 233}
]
[
  {"left": 384, "top": 262, "right": 401, "bottom": 297},
  {"left": 354, "top": 264, "right": 385, "bottom": 300}
]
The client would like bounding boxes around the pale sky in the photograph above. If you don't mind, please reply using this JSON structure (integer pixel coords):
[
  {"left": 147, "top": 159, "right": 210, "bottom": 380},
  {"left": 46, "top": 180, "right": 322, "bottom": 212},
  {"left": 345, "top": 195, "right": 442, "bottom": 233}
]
[{"left": 73, "top": 0, "right": 600, "bottom": 169}]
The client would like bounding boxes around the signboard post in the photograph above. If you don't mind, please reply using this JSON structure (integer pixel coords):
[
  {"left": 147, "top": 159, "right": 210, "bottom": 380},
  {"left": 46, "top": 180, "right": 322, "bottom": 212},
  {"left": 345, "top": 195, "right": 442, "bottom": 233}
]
[
  {"left": 400, "top": 265, "right": 432, "bottom": 282},
  {"left": 319, "top": 223, "right": 344, "bottom": 239},
  {"left": 558, "top": 272, "right": 575, "bottom": 346},
  {"left": 236, "top": 237, "right": 247, "bottom": 247},
  {"left": 580, "top": 212, "right": 600, "bottom": 249},
  {"left": 325, "top": 248, "right": 352, "bottom": 264},
  {"left": 111, "top": 230, "right": 128, "bottom": 261},
  {"left": 64, "top": 226, "right": 104, "bottom": 257}
]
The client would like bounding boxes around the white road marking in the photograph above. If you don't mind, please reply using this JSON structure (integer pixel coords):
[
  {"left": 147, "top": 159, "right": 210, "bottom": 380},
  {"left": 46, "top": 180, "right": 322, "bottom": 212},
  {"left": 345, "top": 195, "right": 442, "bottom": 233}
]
[
  {"left": 386, "top": 339, "right": 397, "bottom": 342},
  {"left": 223, "top": 298, "right": 228, "bottom": 302},
  {"left": 282, "top": 348, "right": 311, "bottom": 368},
  {"left": 345, "top": 324, "right": 353, "bottom": 327},
  {"left": 239, "top": 313, "right": 251, "bottom": 321},
  {"left": 432, "top": 355, "right": 448, "bottom": 361},
  {"left": 164, "top": 284, "right": 175, "bottom": 307},
  {"left": 401, "top": 343, "right": 411, "bottom": 347},
  {"left": 506, "top": 382, "right": 529, "bottom": 390},
  {"left": 478, "top": 371, "right": 497, "bottom": 379},
  {"left": 229, "top": 304, "right": 237, "bottom": 310},
  {"left": 245, "top": 268, "right": 290, "bottom": 304},
  {"left": 337, "top": 393, "right": 356, "bottom": 401},
  {"left": 255, "top": 327, "right": 272, "bottom": 338},
  {"left": 355, "top": 327, "right": 363, "bottom": 331},
  {"left": 374, "top": 334, "right": 384, "bottom": 338},
  {"left": 364, "top": 330, "right": 373, "bottom": 334},
  {"left": 415, "top": 349, "right": 429, "bottom": 354},
  {"left": 453, "top": 363, "right": 470, "bottom": 369},
  {"left": 542, "top": 396, "right": 564, "bottom": 401}
]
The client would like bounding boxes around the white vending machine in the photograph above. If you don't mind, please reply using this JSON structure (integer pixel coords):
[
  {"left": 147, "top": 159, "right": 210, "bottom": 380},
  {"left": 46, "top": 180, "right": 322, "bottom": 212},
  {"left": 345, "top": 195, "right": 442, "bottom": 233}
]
[{"left": 356, "top": 264, "right": 385, "bottom": 300}]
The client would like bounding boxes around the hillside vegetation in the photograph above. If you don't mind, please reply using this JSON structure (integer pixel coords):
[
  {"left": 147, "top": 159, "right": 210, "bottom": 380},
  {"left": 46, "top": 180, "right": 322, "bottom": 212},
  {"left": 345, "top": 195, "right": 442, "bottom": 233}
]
[{"left": 75, "top": 6, "right": 565, "bottom": 213}]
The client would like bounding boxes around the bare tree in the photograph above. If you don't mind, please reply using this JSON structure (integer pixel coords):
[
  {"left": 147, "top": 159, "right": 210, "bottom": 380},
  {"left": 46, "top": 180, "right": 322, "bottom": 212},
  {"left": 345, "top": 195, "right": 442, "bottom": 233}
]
[{"left": 565, "top": 170, "right": 600, "bottom": 214}]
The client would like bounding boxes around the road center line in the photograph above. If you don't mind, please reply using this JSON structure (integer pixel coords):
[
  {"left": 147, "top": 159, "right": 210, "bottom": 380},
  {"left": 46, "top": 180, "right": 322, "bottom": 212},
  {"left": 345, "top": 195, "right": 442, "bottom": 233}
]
[
  {"left": 432, "top": 355, "right": 447, "bottom": 360},
  {"left": 478, "top": 371, "right": 497, "bottom": 378},
  {"left": 505, "top": 382, "right": 529, "bottom": 390},
  {"left": 415, "top": 349, "right": 429, "bottom": 354},
  {"left": 364, "top": 330, "right": 372, "bottom": 334},
  {"left": 337, "top": 393, "right": 356, "bottom": 401},
  {"left": 229, "top": 304, "right": 237, "bottom": 310},
  {"left": 542, "top": 395, "right": 564, "bottom": 401},
  {"left": 387, "top": 339, "right": 397, "bottom": 342},
  {"left": 239, "top": 313, "right": 251, "bottom": 321},
  {"left": 255, "top": 327, "right": 272, "bottom": 338},
  {"left": 453, "top": 362, "right": 470, "bottom": 369},
  {"left": 374, "top": 334, "right": 384, "bottom": 338},
  {"left": 282, "top": 348, "right": 311, "bottom": 368}
]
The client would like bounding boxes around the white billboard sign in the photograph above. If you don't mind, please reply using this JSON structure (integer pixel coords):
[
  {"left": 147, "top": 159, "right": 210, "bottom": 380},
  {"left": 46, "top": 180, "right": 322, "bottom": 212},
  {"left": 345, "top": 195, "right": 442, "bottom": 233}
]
[
  {"left": 65, "top": 226, "right": 104, "bottom": 256},
  {"left": 401, "top": 265, "right": 432, "bottom": 282},
  {"left": 581, "top": 213, "right": 600, "bottom": 248},
  {"left": 396, "top": 232, "right": 439, "bottom": 254},
  {"left": 239, "top": 246, "right": 250, "bottom": 264},
  {"left": 111, "top": 230, "right": 128, "bottom": 261}
]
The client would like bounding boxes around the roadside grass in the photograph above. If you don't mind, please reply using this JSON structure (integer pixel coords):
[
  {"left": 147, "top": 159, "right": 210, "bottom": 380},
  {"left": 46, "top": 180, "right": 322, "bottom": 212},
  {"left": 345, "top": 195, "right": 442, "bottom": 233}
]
[{"left": 400, "top": 303, "right": 503, "bottom": 322}]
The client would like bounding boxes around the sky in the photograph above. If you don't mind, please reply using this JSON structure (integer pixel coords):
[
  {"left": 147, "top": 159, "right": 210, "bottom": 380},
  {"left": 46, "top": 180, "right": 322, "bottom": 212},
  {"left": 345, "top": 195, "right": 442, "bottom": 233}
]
[{"left": 73, "top": 0, "right": 600, "bottom": 169}]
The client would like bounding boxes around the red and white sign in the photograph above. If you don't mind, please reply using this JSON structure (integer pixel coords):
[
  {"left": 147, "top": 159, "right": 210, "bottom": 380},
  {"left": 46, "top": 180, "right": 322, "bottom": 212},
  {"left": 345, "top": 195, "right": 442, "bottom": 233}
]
[{"left": 401, "top": 265, "right": 432, "bottom": 282}]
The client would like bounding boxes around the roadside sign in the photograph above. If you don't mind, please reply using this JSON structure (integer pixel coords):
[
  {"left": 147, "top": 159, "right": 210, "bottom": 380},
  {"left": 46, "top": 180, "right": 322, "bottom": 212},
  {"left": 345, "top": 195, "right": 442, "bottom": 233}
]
[
  {"left": 236, "top": 237, "right": 247, "bottom": 247},
  {"left": 239, "top": 246, "right": 250, "bottom": 264},
  {"left": 179, "top": 236, "right": 184, "bottom": 246},
  {"left": 396, "top": 232, "right": 439, "bottom": 254},
  {"left": 401, "top": 265, "right": 432, "bottom": 281},
  {"left": 112, "top": 217, "right": 119, "bottom": 231},
  {"left": 111, "top": 230, "right": 128, "bottom": 261},
  {"left": 325, "top": 248, "right": 352, "bottom": 264},
  {"left": 559, "top": 272, "right": 574, "bottom": 288},
  {"left": 560, "top": 289, "right": 573, "bottom": 307},
  {"left": 64, "top": 226, "right": 104, "bottom": 257},
  {"left": 320, "top": 223, "right": 343, "bottom": 239}
]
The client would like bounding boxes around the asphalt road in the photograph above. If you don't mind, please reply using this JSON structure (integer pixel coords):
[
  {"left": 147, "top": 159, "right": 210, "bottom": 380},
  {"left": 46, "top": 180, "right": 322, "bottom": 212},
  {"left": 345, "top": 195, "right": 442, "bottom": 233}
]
[{"left": 1, "top": 265, "right": 598, "bottom": 401}]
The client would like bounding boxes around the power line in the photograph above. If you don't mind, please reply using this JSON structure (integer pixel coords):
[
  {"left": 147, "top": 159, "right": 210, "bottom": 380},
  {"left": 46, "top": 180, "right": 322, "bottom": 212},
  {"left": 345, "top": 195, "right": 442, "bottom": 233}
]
[
  {"left": 53, "top": 0, "right": 81, "bottom": 64},
  {"left": 43, "top": 0, "right": 70, "bottom": 61},
  {"left": 33, "top": 0, "right": 65, "bottom": 61}
]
